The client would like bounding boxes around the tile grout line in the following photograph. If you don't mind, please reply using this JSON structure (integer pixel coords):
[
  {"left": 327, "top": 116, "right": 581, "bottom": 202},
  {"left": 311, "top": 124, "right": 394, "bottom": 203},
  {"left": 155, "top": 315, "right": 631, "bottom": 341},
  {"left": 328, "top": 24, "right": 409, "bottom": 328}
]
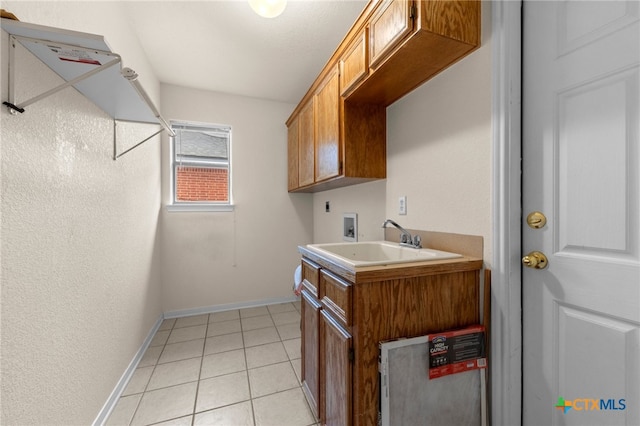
[
  {"left": 128, "top": 319, "right": 176, "bottom": 426},
  {"left": 111, "top": 303, "right": 306, "bottom": 426},
  {"left": 189, "top": 314, "right": 210, "bottom": 426},
  {"left": 242, "top": 309, "right": 258, "bottom": 426}
]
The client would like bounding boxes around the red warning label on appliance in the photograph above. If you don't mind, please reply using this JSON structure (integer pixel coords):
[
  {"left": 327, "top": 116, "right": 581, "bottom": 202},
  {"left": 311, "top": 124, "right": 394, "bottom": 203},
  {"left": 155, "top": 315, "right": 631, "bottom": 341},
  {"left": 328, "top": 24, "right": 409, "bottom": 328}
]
[{"left": 428, "top": 325, "right": 486, "bottom": 379}]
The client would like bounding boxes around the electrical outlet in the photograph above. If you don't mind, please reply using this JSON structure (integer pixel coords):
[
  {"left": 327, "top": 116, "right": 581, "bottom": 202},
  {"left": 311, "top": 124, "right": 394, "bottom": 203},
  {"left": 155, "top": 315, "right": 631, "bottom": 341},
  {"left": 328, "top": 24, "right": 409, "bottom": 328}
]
[
  {"left": 325, "top": 201, "right": 331, "bottom": 212},
  {"left": 399, "top": 196, "right": 407, "bottom": 215}
]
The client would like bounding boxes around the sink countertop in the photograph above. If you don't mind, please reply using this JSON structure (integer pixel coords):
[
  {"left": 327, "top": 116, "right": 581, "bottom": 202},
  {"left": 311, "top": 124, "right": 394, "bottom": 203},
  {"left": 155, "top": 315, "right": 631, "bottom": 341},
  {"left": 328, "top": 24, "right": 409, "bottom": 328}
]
[{"left": 298, "top": 244, "right": 483, "bottom": 284}]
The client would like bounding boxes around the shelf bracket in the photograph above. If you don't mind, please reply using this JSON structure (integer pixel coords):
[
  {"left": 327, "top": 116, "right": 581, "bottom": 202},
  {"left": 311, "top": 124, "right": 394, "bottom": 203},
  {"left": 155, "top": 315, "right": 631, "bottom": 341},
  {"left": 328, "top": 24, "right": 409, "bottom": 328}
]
[
  {"left": 112, "top": 67, "right": 175, "bottom": 160},
  {"left": 113, "top": 120, "right": 165, "bottom": 161},
  {"left": 1, "top": 23, "right": 175, "bottom": 161}
]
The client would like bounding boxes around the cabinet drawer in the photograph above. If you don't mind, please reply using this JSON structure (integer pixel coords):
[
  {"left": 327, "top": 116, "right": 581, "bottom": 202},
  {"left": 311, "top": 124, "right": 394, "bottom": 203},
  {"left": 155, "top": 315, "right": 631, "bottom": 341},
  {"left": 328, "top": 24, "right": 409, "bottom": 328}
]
[
  {"left": 301, "top": 258, "right": 321, "bottom": 297},
  {"left": 319, "top": 269, "right": 352, "bottom": 327}
]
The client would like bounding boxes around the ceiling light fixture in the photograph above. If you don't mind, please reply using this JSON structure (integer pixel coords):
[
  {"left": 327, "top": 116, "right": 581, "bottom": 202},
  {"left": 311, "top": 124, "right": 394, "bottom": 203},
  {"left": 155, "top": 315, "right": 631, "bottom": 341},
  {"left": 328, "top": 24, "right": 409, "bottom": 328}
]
[{"left": 248, "top": 0, "right": 287, "bottom": 18}]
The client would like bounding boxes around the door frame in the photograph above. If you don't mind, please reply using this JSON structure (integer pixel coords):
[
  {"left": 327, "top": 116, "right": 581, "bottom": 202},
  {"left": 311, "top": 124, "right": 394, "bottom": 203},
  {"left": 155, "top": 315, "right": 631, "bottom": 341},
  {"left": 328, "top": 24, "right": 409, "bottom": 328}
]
[{"left": 490, "top": 1, "right": 522, "bottom": 425}]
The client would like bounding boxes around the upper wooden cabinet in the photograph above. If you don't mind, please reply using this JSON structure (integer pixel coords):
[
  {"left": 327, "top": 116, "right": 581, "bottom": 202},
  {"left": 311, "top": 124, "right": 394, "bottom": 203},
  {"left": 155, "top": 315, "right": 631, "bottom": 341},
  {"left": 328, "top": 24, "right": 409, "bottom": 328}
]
[
  {"left": 288, "top": 68, "right": 386, "bottom": 193},
  {"left": 287, "top": 0, "right": 480, "bottom": 192},
  {"left": 369, "top": 0, "right": 414, "bottom": 69},
  {"left": 351, "top": 0, "right": 481, "bottom": 105},
  {"left": 339, "top": 29, "right": 368, "bottom": 97},
  {"left": 287, "top": 116, "right": 299, "bottom": 191},
  {"left": 314, "top": 66, "right": 341, "bottom": 183},
  {"left": 298, "top": 100, "right": 315, "bottom": 187}
]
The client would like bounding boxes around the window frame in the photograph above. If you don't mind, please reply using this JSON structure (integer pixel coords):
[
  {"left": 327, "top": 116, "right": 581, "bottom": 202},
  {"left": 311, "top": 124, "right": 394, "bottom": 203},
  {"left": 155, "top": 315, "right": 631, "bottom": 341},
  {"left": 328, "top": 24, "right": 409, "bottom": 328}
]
[{"left": 167, "top": 120, "right": 233, "bottom": 212}]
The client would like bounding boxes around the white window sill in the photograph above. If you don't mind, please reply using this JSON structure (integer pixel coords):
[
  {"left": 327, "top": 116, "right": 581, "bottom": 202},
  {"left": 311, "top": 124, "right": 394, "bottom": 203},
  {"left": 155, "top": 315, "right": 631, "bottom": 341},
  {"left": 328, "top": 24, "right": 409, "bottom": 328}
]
[{"left": 166, "top": 204, "right": 235, "bottom": 212}]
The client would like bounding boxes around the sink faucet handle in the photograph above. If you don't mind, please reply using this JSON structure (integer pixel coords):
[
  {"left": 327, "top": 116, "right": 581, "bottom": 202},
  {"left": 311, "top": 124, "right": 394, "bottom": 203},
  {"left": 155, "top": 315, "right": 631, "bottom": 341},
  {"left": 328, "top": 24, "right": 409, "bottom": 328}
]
[
  {"left": 383, "top": 219, "right": 420, "bottom": 247},
  {"left": 412, "top": 235, "right": 422, "bottom": 248}
]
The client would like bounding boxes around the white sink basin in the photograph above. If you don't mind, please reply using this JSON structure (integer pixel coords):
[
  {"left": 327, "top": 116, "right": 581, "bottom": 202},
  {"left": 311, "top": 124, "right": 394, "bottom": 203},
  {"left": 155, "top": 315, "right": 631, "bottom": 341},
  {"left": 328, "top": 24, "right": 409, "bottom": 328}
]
[{"left": 305, "top": 241, "right": 462, "bottom": 268}]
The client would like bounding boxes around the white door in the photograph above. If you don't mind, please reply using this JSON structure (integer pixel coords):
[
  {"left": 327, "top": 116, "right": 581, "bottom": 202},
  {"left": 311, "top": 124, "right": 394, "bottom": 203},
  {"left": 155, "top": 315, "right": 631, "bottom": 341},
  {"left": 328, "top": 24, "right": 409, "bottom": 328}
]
[{"left": 522, "top": 1, "right": 640, "bottom": 425}]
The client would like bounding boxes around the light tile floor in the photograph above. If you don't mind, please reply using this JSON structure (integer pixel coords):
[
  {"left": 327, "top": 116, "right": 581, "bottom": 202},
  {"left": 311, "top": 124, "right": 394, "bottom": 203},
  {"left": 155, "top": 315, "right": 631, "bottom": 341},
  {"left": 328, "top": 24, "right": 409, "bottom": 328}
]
[{"left": 106, "top": 302, "right": 318, "bottom": 426}]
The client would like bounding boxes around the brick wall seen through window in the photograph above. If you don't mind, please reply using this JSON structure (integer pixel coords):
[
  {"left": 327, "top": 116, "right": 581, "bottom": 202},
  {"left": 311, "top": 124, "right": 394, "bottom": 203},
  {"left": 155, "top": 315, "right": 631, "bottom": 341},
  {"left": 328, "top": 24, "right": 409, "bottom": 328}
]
[
  {"left": 176, "top": 167, "right": 228, "bottom": 202},
  {"left": 171, "top": 121, "right": 231, "bottom": 205}
]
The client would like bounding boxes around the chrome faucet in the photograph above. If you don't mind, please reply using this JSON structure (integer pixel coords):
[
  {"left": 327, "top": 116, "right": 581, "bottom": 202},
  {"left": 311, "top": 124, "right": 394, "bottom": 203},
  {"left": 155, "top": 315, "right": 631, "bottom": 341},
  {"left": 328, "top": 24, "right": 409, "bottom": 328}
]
[{"left": 382, "top": 219, "right": 422, "bottom": 248}]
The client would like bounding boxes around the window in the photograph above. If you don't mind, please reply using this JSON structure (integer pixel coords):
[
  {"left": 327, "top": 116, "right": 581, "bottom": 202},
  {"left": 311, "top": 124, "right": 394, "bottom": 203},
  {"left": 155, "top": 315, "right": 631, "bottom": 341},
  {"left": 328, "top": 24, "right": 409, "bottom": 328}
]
[{"left": 170, "top": 121, "right": 232, "bottom": 210}]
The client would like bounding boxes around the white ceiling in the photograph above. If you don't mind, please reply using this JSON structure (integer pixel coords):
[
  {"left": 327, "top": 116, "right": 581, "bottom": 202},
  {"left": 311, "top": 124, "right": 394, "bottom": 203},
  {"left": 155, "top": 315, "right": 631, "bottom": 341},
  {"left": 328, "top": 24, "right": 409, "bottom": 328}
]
[{"left": 122, "top": 0, "right": 367, "bottom": 104}]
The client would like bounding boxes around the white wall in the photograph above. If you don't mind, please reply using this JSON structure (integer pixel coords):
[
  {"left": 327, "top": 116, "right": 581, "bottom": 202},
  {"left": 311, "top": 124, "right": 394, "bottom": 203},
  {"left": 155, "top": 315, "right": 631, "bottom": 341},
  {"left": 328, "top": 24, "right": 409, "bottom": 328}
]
[
  {"left": 312, "top": 180, "right": 386, "bottom": 243},
  {"left": 160, "top": 84, "right": 313, "bottom": 313},
  {"left": 0, "top": 3, "right": 164, "bottom": 425},
  {"left": 314, "top": 2, "right": 493, "bottom": 264}
]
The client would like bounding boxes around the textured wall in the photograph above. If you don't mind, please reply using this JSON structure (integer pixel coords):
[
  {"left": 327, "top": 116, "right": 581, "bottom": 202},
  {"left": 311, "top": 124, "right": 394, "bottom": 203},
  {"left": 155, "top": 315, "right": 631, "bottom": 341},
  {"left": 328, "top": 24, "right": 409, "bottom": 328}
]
[
  {"left": 314, "top": 2, "right": 493, "bottom": 264},
  {"left": 160, "top": 84, "right": 313, "bottom": 312},
  {"left": 0, "top": 3, "right": 163, "bottom": 424}
]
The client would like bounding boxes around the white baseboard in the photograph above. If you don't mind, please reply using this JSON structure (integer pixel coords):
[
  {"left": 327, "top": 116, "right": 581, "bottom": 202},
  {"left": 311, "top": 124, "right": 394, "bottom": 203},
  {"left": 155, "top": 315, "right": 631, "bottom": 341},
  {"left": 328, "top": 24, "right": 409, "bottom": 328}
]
[
  {"left": 163, "top": 295, "right": 300, "bottom": 319},
  {"left": 93, "top": 295, "right": 300, "bottom": 425},
  {"left": 92, "top": 314, "right": 164, "bottom": 426}
]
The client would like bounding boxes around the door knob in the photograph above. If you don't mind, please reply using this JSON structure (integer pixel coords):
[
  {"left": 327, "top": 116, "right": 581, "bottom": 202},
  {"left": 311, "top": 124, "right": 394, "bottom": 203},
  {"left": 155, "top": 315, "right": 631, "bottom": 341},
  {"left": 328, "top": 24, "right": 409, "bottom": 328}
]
[{"left": 522, "top": 251, "right": 548, "bottom": 269}]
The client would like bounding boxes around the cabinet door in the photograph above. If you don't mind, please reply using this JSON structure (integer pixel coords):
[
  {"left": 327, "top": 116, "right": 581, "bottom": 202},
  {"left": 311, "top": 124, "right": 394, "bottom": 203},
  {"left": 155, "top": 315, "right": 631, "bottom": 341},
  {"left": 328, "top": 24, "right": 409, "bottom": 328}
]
[
  {"left": 369, "top": 0, "right": 413, "bottom": 69},
  {"left": 287, "top": 116, "right": 299, "bottom": 191},
  {"left": 301, "top": 289, "right": 322, "bottom": 418},
  {"left": 314, "top": 66, "right": 341, "bottom": 182},
  {"left": 298, "top": 100, "right": 315, "bottom": 187},
  {"left": 320, "top": 269, "right": 352, "bottom": 328},
  {"left": 339, "top": 28, "right": 368, "bottom": 96},
  {"left": 321, "top": 310, "right": 352, "bottom": 426}
]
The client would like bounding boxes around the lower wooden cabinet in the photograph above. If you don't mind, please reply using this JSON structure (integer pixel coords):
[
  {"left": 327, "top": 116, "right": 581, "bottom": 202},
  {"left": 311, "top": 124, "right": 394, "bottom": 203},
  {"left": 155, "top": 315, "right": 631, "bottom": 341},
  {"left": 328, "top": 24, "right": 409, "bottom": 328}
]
[
  {"left": 320, "top": 310, "right": 352, "bottom": 426},
  {"left": 299, "top": 253, "right": 482, "bottom": 426},
  {"left": 302, "top": 284, "right": 353, "bottom": 426},
  {"left": 301, "top": 289, "right": 322, "bottom": 417}
]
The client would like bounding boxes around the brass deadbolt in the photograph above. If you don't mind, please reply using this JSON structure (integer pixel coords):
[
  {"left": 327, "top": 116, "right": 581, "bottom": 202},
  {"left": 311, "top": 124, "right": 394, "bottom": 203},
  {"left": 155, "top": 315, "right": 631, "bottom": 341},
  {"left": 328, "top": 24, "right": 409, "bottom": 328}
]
[
  {"left": 527, "top": 211, "right": 547, "bottom": 229},
  {"left": 522, "top": 251, "right": 548, "bottom": 269}
]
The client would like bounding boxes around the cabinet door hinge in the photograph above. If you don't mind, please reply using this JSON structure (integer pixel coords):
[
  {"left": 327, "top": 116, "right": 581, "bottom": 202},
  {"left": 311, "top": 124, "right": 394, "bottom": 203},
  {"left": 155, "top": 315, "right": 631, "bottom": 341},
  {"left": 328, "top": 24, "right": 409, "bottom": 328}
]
[
  {"left": 339, "top": 160, "right": 344, "bottom": 174},
  {"left": 410, "top": 3, "right": 417, "bottom": 20},
  {"left": 348, "top": 347, "right": 355, "bottom": 362}
]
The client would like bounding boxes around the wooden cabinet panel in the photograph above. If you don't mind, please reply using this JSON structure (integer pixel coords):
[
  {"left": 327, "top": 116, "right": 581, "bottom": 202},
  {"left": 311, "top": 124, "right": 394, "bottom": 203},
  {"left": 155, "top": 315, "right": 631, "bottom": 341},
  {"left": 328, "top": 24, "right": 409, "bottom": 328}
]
[
  {"left": 321, "top": 310, "right": 352, "bottom": 426},
  {"left": 287, "top": 116, "right": 299, "bottom": 191},
  {"left": 298, "top": 100, "right": 315, "bottom": 187},
  {"left": 299, "top": 250, "right": 482, "bottom": 426},
  {"left": 369, "top": 0, "right": 413, "bottom": 68},
  {"left": 339, "top": 29, "right": 368, "bottom": 96},
  {"left": 301, "top": 290, "right": 322, "bottom": 418},
  {"left": 349, "top": 0, "right": 480, "bottom": 106},
  {"left": 286, "top": 0, "right": 480, "bottom": 192},
  {"left": 301, "top": 258, "right": 321, "bottom": 297},
  {"left": 320, "top": 269, "right": 352, "bottom": 327},
  {"left": 352, "top": 271, "right": 480, "bottom": 425},
  {"left": 421, "top": 0, "right": 480, "bottom": 45},
  {"left": 314, "top": 66, "right": 341, "bottom": 182}
]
